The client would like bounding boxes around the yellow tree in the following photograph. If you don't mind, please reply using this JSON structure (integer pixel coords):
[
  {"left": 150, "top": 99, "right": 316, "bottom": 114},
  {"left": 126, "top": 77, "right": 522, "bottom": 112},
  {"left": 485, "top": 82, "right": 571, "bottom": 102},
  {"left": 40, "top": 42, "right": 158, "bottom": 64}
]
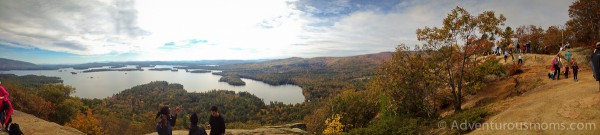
[
  {"left": 65, "top": 109, "right": 103, "bottom": 135},
  {"left": 323, "top": 114, "right": 344, "bottom": 134}
]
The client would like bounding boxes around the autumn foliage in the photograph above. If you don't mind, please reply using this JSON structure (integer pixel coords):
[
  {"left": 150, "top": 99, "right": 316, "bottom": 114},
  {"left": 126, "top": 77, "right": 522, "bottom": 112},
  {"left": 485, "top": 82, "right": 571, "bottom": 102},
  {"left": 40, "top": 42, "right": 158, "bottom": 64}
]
[{"left": 65, "top": 109, "right": 103, "bottom": 135}]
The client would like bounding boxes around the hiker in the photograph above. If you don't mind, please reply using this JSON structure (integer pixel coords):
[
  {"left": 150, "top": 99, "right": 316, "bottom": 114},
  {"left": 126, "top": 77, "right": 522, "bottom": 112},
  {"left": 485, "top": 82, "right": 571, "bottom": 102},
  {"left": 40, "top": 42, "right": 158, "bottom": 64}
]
[
  {"left": 553, "top": 57, "right": 560, "bottom": 80},
  {"left": 516, "top": 43, "right": 520, "bottom": 54},
  {"left": 208, "top": 106, "right": 225, "bottom": 135},
  {"left": 189, "top": 113, "right": 207, "bottom": 135},
  {"left": 0, "top": 81, "right": 13, "bottom": 131},
  {"left": 573, "top": 60, "right": 579, "bottom": 81},
  {"left": 591, "top": 42, "right": 600, "bottom": 91},
  {"left": 498, "top": 47, "right": 502, "bottom": 56},
  {"left": 549, "top": 66, "right": 555, "bottom": 79},
  {"left": 156, "top": 105, "right": 182, "bottom": 135},
  {"left": 504, "top": 50, "right": 509, "bottom": 63},
  {"left": 565, "top": 51, "right": 573, "bottom": 62},
  {"left": 518, "top": 55, "right": 523, "bottom": 64},
  {"left": 0, "top": 81, "right": 8, "bottom": 102},
  {"left": 565, "top": 63, "right": 569, "bottom": 79},
  {"left": 0, "top": 101, "right": 13, "bottom": 132}
]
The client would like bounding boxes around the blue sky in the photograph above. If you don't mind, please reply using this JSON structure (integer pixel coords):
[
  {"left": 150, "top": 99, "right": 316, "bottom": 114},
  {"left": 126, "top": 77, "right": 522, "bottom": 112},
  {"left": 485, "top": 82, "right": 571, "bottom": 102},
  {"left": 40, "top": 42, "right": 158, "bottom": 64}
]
[{"left": 0, "top": 0, "right": 572, "bottom": 64}]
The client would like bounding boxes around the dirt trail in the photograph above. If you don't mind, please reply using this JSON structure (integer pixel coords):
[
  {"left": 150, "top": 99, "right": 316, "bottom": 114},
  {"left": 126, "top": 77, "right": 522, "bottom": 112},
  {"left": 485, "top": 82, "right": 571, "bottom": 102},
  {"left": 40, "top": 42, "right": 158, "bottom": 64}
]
[{"left": 468, "top": 50, "right": 600, "bottom": 134}]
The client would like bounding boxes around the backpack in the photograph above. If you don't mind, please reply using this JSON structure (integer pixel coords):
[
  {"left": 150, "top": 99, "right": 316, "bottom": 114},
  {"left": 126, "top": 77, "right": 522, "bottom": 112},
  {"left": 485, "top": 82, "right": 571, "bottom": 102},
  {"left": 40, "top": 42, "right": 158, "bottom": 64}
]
[{"left": 8, "top": 123, "right": 23, "bottom": 135}]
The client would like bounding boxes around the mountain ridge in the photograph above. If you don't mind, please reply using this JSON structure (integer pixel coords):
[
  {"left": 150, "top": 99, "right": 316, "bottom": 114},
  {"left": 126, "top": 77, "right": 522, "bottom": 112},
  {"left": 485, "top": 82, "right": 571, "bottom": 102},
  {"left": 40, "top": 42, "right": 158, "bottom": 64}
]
[{"left": 0, "top": 58, "right": 41, "bottom": 70}]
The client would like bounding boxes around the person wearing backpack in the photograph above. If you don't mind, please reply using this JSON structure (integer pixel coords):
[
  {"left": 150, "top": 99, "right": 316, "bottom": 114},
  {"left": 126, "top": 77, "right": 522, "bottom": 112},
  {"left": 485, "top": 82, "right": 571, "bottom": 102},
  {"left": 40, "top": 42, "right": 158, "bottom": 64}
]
[{"left": 553, "top": 57, "right": 561, "bottom": 80}]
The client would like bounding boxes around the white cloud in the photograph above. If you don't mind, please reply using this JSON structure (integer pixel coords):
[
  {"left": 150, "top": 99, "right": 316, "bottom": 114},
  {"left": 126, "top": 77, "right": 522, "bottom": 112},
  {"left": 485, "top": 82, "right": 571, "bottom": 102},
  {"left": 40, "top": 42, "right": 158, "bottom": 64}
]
[{"left": 0, "top": 0, "right": 572, "bottom": 63}]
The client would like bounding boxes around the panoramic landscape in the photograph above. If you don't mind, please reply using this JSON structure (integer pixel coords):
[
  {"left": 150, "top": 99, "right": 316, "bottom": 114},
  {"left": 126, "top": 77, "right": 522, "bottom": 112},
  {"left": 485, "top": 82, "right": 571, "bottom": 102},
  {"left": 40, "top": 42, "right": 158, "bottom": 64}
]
[{"left": 1, "top": 0, "right": 600, "bottom": 135}]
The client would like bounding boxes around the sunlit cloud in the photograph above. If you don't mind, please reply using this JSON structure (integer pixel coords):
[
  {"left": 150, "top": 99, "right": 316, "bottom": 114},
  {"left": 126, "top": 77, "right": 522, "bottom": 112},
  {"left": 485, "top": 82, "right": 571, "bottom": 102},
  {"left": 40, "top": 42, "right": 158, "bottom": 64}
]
[{"left": 0, "top": 0, "right": 572, "bottom": 64}]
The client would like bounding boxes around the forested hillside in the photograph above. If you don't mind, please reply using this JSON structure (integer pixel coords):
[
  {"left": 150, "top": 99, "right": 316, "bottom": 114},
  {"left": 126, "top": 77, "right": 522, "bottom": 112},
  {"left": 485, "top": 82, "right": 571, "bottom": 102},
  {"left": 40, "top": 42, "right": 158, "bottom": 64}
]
[
  {"left": 0, "top": 58, "right": 43, "bottom": 70},
  {"left": 213, "top": 52, "right": 393, "bottom": 101}
]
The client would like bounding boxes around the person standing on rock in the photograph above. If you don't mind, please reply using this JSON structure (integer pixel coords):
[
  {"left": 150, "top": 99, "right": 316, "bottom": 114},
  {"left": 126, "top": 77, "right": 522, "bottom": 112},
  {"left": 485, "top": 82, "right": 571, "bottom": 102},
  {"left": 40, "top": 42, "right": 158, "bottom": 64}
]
[
  {"left": 189, "top": 113, "right": 208, "bottom": 135},
  {"left": 0, "top": 81, "right": 14, "bottom": 131},
  {"left": 591, "top": 42, "right": 600, "bottom": 91},
  {"left": 208, "top": 106, "right": 225, "bottom": 135},
  {"left": 155, "top": 105, "right": 181, "bottom": 135}
]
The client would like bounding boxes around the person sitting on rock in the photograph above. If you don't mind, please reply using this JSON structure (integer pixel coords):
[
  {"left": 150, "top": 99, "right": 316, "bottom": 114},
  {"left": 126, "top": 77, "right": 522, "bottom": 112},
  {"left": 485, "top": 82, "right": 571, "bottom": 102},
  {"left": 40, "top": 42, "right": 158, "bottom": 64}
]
[{"left": 0, "top": 81, "right": 13, "bottom": 131}]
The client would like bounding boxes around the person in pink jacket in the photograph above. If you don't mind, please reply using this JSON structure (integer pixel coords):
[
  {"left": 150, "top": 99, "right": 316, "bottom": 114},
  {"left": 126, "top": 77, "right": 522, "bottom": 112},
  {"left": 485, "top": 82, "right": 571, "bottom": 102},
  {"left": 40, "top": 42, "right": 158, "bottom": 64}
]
[
  {"left": 0, "top": 81, "right": 9, "bottom": 102},
  {"left": 0, "top": 81, "right": 13, "bottom": 131}
]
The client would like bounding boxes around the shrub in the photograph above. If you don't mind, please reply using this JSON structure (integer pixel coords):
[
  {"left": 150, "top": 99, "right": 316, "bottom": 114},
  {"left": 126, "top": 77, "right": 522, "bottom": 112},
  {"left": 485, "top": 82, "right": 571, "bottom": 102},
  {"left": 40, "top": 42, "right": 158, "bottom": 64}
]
[
  {"left": 332, "top": 90, "right": 378, "bottom": 130},
  {"left": 466, "top": 59, "right": 508, "bottom": 94},
  {"left": 441, "top": 107, "right": 489, "bottom": 133},
  {"left": 346, "top": 116, "right": 425, "bottom": 135}
]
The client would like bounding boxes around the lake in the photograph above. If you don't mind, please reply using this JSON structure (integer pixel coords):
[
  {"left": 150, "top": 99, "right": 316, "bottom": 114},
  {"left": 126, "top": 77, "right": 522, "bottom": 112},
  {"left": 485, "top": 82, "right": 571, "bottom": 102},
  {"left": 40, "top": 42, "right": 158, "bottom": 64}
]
[{"left": 1, "top": 66, "right": 305, "bottom": 104}]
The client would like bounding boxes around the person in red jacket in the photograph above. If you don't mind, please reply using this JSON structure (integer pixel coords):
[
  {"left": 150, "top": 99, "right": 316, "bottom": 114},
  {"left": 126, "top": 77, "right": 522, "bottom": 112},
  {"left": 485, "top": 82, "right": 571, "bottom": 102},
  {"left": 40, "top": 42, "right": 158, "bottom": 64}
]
[
  {"left": 0, "top": 81, "right": 9, "bottom": 102},
  {"left": 1, "top": 100, "right": 12, "bottom": 131},
  {"left": 0, "top": 81, "right": 13, "bottom": 131}
]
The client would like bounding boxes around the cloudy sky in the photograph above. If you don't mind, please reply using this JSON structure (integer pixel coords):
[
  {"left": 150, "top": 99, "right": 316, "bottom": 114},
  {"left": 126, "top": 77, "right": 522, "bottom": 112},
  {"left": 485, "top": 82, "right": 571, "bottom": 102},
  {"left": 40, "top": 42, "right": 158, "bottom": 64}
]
[{"left": 0, "top": 0, "right": 572, "bottom": 64}]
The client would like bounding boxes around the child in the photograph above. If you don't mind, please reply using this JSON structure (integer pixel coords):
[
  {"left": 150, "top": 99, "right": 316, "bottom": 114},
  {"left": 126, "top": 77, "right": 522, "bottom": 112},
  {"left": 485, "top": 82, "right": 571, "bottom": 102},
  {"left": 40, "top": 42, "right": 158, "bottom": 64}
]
[
  {"left": 572, "top": 60, "right": 579, "bottom": 81},
  {"left": 518, "top": 55, "right": 523, "bottom": 64},
  {"left": 564, "top": 66, "right": 569, "bottom": 79},
  {"left": 549, "top": 66, "right": 555, "bottom": 79}
]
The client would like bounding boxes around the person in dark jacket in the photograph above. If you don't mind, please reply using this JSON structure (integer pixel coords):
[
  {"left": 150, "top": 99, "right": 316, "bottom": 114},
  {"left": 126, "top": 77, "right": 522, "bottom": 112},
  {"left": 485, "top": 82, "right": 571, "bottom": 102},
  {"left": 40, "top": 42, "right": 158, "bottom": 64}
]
[
  {"left": 156, "top": 105, "right": 181, "bottom": 135},
  {"left": 208, "top": 106, "right": 225, "bottom": 135},
  {"left": 189, "top": 113, "right": 207, "bottom": 135},
  {"left": 591, "top": 42, "right": 600, "bottom": 91},
  {"left": 572, "top": 60, "right": 579, "bottom": 81}
]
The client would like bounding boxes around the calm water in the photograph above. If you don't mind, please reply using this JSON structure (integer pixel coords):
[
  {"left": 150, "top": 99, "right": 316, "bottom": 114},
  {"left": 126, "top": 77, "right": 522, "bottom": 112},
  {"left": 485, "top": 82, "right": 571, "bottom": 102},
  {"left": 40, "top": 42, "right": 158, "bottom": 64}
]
[{"left": 1, "top": 66, "right": 305, "bottom": 104}]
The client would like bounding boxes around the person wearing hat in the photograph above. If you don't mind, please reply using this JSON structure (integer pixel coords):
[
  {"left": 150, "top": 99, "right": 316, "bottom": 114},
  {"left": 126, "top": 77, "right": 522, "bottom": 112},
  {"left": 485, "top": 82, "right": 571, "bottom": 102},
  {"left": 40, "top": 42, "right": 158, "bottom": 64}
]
[{"left": 189, "top": 113, "right": 207, "bottom": 135}]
